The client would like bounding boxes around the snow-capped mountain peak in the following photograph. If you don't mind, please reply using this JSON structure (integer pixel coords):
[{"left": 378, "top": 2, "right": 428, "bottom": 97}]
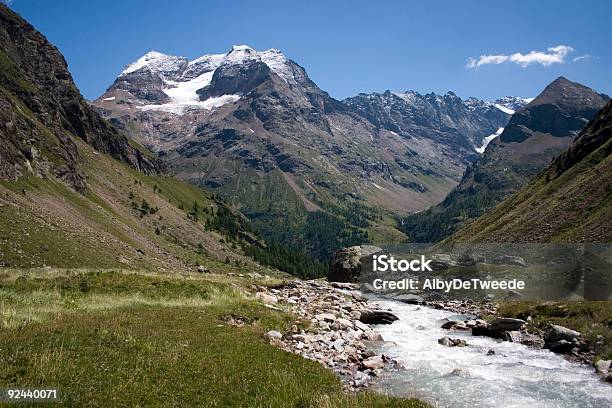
[
  {"left": 230, "top": 44, "right": 255, "bottom": 52},
  {"left": 121, "top": 51, "right": 187, "bottom": 76},
  {"left": 108, "top": 45, "right": 302, "bottom": 115},
  {"left": 121, "top": 45, "right": 296, "bottom": 84}
]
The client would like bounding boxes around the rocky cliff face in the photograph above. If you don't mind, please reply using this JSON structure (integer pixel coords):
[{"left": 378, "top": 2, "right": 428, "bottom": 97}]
[
  {"left": 0, "top": 4, "right": 161, "bottom": 192},
  {"left": 400, "top": 77, "right": 609, "bottom": 242}
]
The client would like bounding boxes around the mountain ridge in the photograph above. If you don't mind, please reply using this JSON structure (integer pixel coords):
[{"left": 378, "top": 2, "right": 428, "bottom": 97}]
[
  {"left": 447, "top": 100, "right": 612, "bottom": 243},
  {"left": 399, "top": 76, "right": 609, "bottom": 243},
  {"left": 0, "top": 4, "right": 162, "bottom": 194}
]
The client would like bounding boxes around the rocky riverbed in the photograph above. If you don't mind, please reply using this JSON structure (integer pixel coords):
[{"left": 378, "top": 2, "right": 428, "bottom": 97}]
[
  {"left": 418, "top": 296, "right": 604, "bottom": 368},
  {"left": 252, "top": 279, "right": 611, "bottom": 394},
  {"left": 370, "top": 299, "right": 612, "bottom": 408},
  {"left": 251, "top": 279, "right": 404, "bottom": 391}
]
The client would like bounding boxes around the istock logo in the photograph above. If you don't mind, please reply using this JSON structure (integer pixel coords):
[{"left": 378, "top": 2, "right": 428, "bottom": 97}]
[{"left": 372, "top": 254, "right": 432, "bottom": 272}]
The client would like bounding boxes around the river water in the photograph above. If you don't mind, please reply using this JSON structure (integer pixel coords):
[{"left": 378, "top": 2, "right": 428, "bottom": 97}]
[{"left": 369, "top": 299, "right": 612, "bottom": 408}]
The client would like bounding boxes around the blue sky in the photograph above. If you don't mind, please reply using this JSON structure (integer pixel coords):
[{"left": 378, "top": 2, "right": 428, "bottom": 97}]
[{"left": 9, "top": 0, "right": 612, "bottom": 101}]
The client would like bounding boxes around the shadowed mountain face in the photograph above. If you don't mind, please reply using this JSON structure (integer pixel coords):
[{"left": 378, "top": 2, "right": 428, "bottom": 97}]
[
  {"left": 0, "top": 4, "right": 161, "bottom": 192},
  {"left": 400, "top": 77, "right": 609, "bottom": 243},
  {"left": 93, "top": 46, "right": 515, "bottom": 257},
  {"left": 500, "top": 77, "right": 608, "bottom": 143},
  {"left": 448, "top": 100, "right": 612, "bottom": 243}
]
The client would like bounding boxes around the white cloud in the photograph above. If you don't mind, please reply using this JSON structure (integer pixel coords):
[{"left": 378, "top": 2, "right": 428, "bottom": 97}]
[
  {"left": 510, "top": 45, "right": 574, "bottom": 67},
  {"left": 465, "top": 55, "right": 508, "bottom": 69},
  {"left": 466, "top": 45, "right": 575, "bottom": 69},
  {"left": 572, "top": 54, "right": 593, "bottom": 63}
]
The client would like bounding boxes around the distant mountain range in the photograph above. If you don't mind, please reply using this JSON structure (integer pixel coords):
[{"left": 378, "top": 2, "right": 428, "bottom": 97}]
[
  {"left": 93, "top": 45, "right": 529, "bottom": 257},
  {"left": 400, "top": 77, "right": 609, "bottom": 242}
]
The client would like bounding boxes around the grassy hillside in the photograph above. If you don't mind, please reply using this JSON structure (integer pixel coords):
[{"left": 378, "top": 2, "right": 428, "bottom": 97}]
[
  {"left": 0, "top": 136, "right": 268, "bottom": 273},
  {"left": 447, "top": 101, "right": 612, "bottom": 243}
]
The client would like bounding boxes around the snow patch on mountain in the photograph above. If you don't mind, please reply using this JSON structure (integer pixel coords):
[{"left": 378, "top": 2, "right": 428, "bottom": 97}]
[
  {"left": 182, "top": 53, "right": 225, "bottom": 80},
  {"left": 137, "top": 70, "right": 240, "bottom": 114},
  {"left": 494, "top": 103, "right": 515, "bottom": 115},
  {"left": 139, "top": 94, "right": 240, "bottom": 115},
  {"left": 493, "top": 96, "right": 533, "bottom": 115},
  {"left": 259, "top": 49, "right": 296, "bottom": 84},
  {"left": 475, "top": 127, "right": 504, "bottom": 153},
  {"left": 120, "top": 45, "right": 295, "bottom": 82}
]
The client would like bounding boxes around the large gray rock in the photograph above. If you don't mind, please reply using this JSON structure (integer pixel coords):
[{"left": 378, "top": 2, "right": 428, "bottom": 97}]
[
  {"left": 361, "top": 356, "right": 384, "bottom": 369},
  {"left": 264, "top": 330, "right": 283, "bottom": 341},
  {"left": 359, "top": 310, "right": 398, "bottom": 325},
  {"left": 472, "top": 324, "right": 506, "bottom": 339},
  {"left": 488, "top": 317, "right": 526, "bottom": 332},
  {"left": 546, "top": 339, "right": 574, "bottom": 354},
  {"left": 545, "top": 325, "right": 581, "bottom": 342},
  {"left": 438, "top": 336, "right": 467, "bottom": 347},
  {"left": 595, "top": 360, "right": 612, "bottom": 382},
  {"left": 328, "top": 245, "right": 382, "bottom": 283}
]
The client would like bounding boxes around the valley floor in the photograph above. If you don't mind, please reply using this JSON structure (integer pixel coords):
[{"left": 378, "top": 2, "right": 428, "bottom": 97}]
[{"left": 0, "top": 269, "right": 427, "bottom": 407}]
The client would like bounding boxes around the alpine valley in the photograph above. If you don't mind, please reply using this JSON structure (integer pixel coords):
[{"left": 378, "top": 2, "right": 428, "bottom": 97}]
[
  {"left": 2, "top": 2, "right": 612, "bottom": 407},
  {"left": 93, "top": 46, "right": 531, "bottom": 257}
]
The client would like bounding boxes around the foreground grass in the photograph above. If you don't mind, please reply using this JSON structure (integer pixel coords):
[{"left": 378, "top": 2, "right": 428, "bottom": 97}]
[
  {"left": 498, "top": 301, "right": 612, "bottom": 360},
  {"left": 0, "top": 270, "right": 427, "bottom": 407}
]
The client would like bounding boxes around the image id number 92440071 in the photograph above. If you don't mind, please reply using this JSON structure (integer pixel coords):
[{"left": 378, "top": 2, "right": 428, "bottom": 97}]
[{"left": 2, "top": 388, "right": 59, "bottom": 402}]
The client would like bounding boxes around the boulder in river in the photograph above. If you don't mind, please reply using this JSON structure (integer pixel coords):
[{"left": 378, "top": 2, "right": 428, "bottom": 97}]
[
  {"left": 441, "top": 320, "right": 467, "bottom": 330},
  {"left": 363, "top": 330, "right": 384, "bottom": 341},
  {"left": 489, "top": 317, "right": 525, "bottom": 332},
  {"left": 438, "top": 336, "right": 468, "bottom": 347},
  {"left": 546, "top": 339, "right": 574, "bottom": 354},
  {"left": 472, "top": 324, "right": 507, "bottom": 339},
  {"left": 594, "top": 360, "right": 612, "bottom": 383},
  {"left": 328, "top": 245, "right": 382, "bottom": 282},
  {"left": 359, "top": 309, "right": 398, "bottom": 325}
]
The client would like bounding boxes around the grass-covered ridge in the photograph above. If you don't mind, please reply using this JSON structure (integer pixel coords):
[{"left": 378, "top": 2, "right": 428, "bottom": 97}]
[{"left": 0, "top": 269, "right": 428, "bottom": 408}]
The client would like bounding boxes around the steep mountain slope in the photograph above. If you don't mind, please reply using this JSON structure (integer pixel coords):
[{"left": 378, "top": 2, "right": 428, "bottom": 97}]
[
  {"left": 0, "top": 4, "right": 280, "bottom": 274},
  {"left": 94, "top": 46, "right": 513, "bottom": 258},
  {"left": 448, "top": 100, "right": 612, "bottom": 243},
  {"left": 0, "top": 4, "right": 160, "bottom": 194},
  {"left": 400, "top": 77, "right": 609, "bottom": 242}
]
